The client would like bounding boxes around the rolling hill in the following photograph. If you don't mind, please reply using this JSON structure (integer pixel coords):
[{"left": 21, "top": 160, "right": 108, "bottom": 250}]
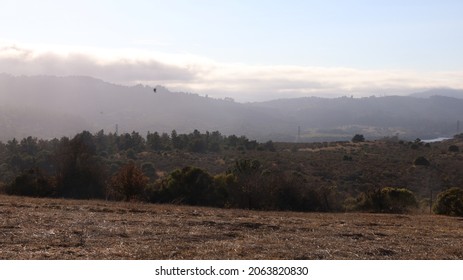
[{"left": 1, "top": 73, "right": 462, "bottom": 142}]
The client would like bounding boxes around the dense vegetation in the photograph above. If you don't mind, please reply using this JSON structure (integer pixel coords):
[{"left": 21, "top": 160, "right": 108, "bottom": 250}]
[
  {"left": 433, "top": 187, "right": 463, "bottom": 216},
  {"left": 1, "top": 130, "right": 463, "bottom": 215}
]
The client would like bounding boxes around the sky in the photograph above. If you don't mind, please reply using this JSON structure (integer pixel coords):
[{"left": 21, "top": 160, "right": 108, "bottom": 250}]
[{"left": 1, "top": 0, "right": 463, "bottom": 101}]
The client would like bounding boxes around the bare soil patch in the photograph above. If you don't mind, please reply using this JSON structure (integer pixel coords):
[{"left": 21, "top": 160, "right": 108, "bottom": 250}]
[{"left": 0, "top": 195, "right": 462, "bottom": 259}]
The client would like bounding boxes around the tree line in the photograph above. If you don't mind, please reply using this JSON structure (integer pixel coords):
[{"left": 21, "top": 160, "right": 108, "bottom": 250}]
[
  {"left": 0, "top": 129, "right": 274, "bottom": 180},
  {"left": 0, "top": 129, "right": 276, "bottom": 201}
]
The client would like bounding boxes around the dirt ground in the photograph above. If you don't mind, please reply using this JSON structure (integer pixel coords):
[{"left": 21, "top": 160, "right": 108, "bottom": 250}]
[{"left": 0, "top": 195, "right": 462, "bottom": 259}]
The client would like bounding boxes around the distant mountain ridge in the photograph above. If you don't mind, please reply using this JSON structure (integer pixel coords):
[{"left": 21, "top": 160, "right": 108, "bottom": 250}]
[
  {"left": 1, "top": 74, "right": 462, "bottom": 142},
  {"left": 409, "top": 88, "right": 463, "bottom": 99},
  {"left": 0, "top": 74, "right": 288, "bottom": 141}
]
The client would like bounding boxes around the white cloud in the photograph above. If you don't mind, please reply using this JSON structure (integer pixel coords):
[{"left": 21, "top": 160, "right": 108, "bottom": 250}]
[{"left": 1, "top": 41, "right": 462, "bottom": 102}]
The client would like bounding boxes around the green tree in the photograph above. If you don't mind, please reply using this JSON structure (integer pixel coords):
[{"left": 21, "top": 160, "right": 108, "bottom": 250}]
[
  {"left": 352, "top": 134, "right": 365, "bottom": 143},
  {"left": 147, "top": 131, "right": 162, "bottom": 150},
  {"left": 130, "top": 131, "right": 145, "bottom": 152},
  {"left": 160, "top": 133, "right": 172, "bottom": 150},
  {"left": 188, "top": 130, "right": 206, "bottom": 153},
  {"left": 20, "top": 136, "right": 39, "bottom": 156},
  {"left": 171, "top": 130, "right": 183, "bottom": 149},
  {"left": 55, "top": 131, "right": 106, "bottom": 199},
  {"left": 6, "top": 138, "right": 19, "bottom": 154},
  {"left": 207, "top": 131, "right": 222, "bottom": 152}
]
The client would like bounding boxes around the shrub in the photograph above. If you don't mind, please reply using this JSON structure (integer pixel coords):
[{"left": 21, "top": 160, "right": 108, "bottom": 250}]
[
  {"left": 263, "top": 141, "right": 276, "bottom": 152},
  {"left": 232, "top": 159, "right": 261, "bottom": 175},
  {"left": 141, "top": 162, "right": 157, "bottom": 180},
  {"left": 356, "top": 187, "right": 418, "bottom": 213},
  {"left": 6, "top": 169, "right": 56, "bottom": 197},
  {"left": 228, "top": 159, "right": 263, "bottom": 209},
  {"left": 315, "top": 185, "right": 343, "bottom": 212},
  {"left": 126, "top": 148, "right": 137, "bottom": 159},
  {"left": 226, "top": 168, "right": 343, "bottom": 212},
  {"left": 343, "top": 196, "right": 358, "bottom": 211},
  {"left": 343, "top": 155, "right": 353, "bottom": 161},
  {"left": 382, "top": 187, "right": 418, "bottom": 212},
  {"left": 158, "top": 166, "right": 219, "bottom": 206},
  {"left": 448, "top": 145, "right": 460, "bottom": 152},
  {"left": 352, "top": 134, "right": 365, "bottom": 143},
  {"left": 212, "top": 173, "right": 236, "bottom": 207},
  {"left": 433, "top": 188, "right": 463, "bottom": 216},
  {"left": 414, "top": 156, "right": 430, "bottom": 166},
  {"left": 274, "top": 180, "right": 324, "bottom": 212}
]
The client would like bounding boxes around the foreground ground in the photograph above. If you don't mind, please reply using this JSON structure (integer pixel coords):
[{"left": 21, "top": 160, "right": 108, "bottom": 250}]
[{"left": 0, "top": 195, "right": 462, "bottom": 259}]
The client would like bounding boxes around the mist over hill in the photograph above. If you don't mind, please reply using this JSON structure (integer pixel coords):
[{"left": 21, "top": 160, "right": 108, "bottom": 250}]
[
  {"left": 1, "top": 74, "right": 462, "bottom": 142},
  {"left": 0, "top": 74, "right": 289, "bottom": 141},
  {"left": 409, "top": 88, "right": 463, "bottom": 99}
]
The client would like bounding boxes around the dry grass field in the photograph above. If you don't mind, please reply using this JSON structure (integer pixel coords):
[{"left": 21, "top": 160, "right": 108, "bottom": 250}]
[{"left": 0, "top": 194, "right": 462, "bottom": 260}]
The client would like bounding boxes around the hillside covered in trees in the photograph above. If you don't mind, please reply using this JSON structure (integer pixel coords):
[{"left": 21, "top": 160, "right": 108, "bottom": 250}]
[{"left": 1, "top": 129, "right": 463, "bottom": 215}]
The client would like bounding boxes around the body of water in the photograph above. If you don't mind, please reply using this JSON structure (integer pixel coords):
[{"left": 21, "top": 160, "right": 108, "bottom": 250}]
[{"left": 422, "top": 137, "right": 452, "bottom": 143}]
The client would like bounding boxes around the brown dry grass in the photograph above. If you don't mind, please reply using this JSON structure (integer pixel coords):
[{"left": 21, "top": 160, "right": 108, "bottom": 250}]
[{"left": 1, "top": 195, "right": 462, "bottom": 260}]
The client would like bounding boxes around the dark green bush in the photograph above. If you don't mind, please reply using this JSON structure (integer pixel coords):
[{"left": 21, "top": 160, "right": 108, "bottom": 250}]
[
  {"left": 414, "top": 156, "right": 430, "bottom": 166},
  {"left": 433, "top": 188, "right": 463, "bottom": 216},
  {"left": 141, "top": 162, "right": 157, "bottom": 180},
  {"left": 352, "top": 134, "right": 365, "bottom": 143},
  {"left": 448, "top": 145, "right": 459, "bottom": 152},
  {"left": 157, "top": 166, "right": 221, "bottom": 206},
  {"left": 356, "top": 187, "right": 418, "bottom": 213},
  {"left": 343, "top": 155, "right": 353, "bottom": 161},
  {"left": 6, "top": 169, "right": 56, "bottom": 197}
]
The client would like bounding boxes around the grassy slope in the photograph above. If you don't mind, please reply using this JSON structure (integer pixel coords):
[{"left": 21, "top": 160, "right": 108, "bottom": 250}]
[{"left": 1, "top": 195, "right": 462, "bottom": 260}]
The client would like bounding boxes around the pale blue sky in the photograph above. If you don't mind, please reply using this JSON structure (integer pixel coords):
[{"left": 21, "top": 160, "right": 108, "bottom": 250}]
[{"left": 1, "top": 0, "right": 463, "bottom": 100}]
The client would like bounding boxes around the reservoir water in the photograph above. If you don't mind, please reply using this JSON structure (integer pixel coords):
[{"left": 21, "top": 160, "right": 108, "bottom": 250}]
[{"left": 422, "top": 137, "right": 452, "bottom": 143}]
